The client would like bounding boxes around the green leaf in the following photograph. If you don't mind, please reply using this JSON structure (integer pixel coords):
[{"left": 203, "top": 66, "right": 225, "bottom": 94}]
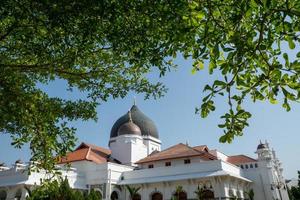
[
  {"left": 269, "top": 97, "right": 278, "bottom": 104},
  {"left": 196, "top": 60, "right": 204, "bottom": 70},
  {"left": 196, "top": 11, "right": 205, "bottom": 20},
  {"left": 219, "top": 135, "right": 228, "bottom": 143},
  {"left": 192, "top": 60, "right": 204, "bottom": 74},
  {"left": 287, "top": 36, "right": 296, "bottom": 49},
  {"left": 283, "top": 101, "right": 291, "bottom": 111},
  {"left": 254, "top": 91, "right": 265, "bottom": 101},
  {"left": 191, "top": 67, "right": 197, "bottom": 75},
  {"left": 214, "top": 80, "right": 226, "bottom": 87},
  {"left": 283, "top": 53, "right": 290, "bottom": 66}
]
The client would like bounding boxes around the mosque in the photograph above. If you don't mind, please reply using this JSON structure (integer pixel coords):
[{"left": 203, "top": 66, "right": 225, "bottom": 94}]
[{"left": 0, "top": 104, "right": 289, "bottom": 200}]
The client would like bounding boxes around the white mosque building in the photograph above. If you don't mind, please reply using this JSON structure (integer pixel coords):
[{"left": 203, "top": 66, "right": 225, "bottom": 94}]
[{"left": 0, "top": 104, "right": 289, "bottom": 200}]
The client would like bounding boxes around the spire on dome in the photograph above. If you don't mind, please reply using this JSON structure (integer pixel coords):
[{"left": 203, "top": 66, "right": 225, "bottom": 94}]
[
  {"left": 265, "top": 140, "right": 269, "bottom": 148},
  {"left": 133, "top": 96, "right": 137, "bottom": 106},
  {"left": 128, "top": 110, "right": 133, "bottom": 122}
]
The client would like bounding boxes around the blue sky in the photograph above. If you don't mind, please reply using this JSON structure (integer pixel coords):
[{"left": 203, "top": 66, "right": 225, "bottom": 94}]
[{"left": 0, "top": 55, "right": 299, "bottom": 179}]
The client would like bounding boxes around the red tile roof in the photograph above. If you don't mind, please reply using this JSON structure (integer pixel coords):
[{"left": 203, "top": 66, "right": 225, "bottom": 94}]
[
  {"left": 227, "top": 155, "right": 257, "bottom": 165},
  {"left": 208, "top": 149, "right": 217, "bottom": 157},
  {"left": 58, "top": 142, "right": 111, "bottom": 164},
  {"left": 136, "top": 143, "right": 217, "bottom": 164},
  {"left": 76, "top": 143, "right": 111, "bottom": 155},
  {"left": 193, "top": 145, "right": 209, "bottom": 152}
]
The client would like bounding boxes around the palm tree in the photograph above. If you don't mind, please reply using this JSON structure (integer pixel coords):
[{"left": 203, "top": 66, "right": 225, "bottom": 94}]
[
  {"left": 230, "top": 196, "right": 238, "bottom": 200},
  {"left": 173, "top": 185, "right": 183, "bottom": 200},
  {"left": 245, "top": 189, "right": 254, "bottom": 200},
  {"left": 194, "top": 185, "right": 205, "bottom": 200},
  {"left": 125, "top": 185, "right": 141, "bottom": 200},
  {"left": 26, "top": 178, "right": 102, "bottom": 200}
]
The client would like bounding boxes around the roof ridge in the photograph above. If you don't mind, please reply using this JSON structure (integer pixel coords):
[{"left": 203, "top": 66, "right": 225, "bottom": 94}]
[
  {"left": 85, "top": 147, "right": 92, "bottom": 161},
  {"left": 149, "top": 143, "right": 186, "bottom": 155},
  {"left": 193, "top": 145, "right": 210, "bottom": 152},
  {"left": 76, "top": 142, "right": 111, "bottom": 155},
  {"left": 229, "top": 154, "right": 257, "bottom": 160},
  {"left": 75, "top": 142, "right": 89, "bottom": 150},
  {"left": 188, "top": 145, "right": 218, "bottom": 160},
  {"left": 136, "top": 143, "right": 218, "bottom": 164},
  {"left": 193, "top": 144, "right": 207, "bottom": 148},
  {"left": 135, "top": 143, "right": 189, "bottom": 162},
  {"left": 185, "top": 144, "right": 203, "bottom": 153}
]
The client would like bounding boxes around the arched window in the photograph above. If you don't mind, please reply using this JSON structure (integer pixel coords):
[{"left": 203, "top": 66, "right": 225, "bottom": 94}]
[
  {"left": 0, "top": 190, "right": 7, "bottom": 200},
  {"left": 132, "top": 193, "right": 141, "bottom": 200},
  {"left": 15, "top": 189, "right": 22, "bottom": 200},
  {"left": 151, "top": 192, "right": 163, "bottom": 200},
  {"left": 95, "top": 190, "right": 102, "bottom": 199},
  {"left": 111, "top": 191, "right": 118, "bottom": 200},
  {"left": 90, "top": 189, "right": 102, "bottom": 199},
  {"left": 202, "top": 190, "right": 215, "bottom": 200},
  {"left": 173, "top": 191, "right": 187, "bottom": 200}
]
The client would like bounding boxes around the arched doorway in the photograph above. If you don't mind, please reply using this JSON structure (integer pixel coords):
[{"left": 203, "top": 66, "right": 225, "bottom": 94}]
[
  {"left": 203, "top": 190, "right": 214, "bottom": 200},
  {"left": 132, "top": 193, "right": 141, "bottom": 200},
  {"left": 15, "top": 189, "right": 22, "bottom": 200},
  {"left": 0, "top": 190, "right": 7, "bottom": 200},
  {"left": 151, "top": 192, "right": 163, "bottom": 200},
  {"left": 111, "top": 191, "right": 118, "bottom": 200},
  {"left": 91, "top": 189, "right": 102, "bottom": 199},
  {"left": 173, "top": 191, "right": 187, "bottom": 200}
]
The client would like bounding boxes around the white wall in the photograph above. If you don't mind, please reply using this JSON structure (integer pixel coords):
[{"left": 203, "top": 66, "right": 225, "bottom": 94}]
[
  {"left": 242, "top": 161, "right": 289, "bottom": 200},
  {"left": 119, "top": 176, "right": 249, "bottom": 200},
  {"left": 120, "top": 160, "right": 247, "bottom": 184},
  {"left": 213, "top": 150, "right": 229, "bottom": 161},
  {"left": 0, "top": 163, "right": 86, "bottom": 200},
  {"left": 139, "top": 156, "right": 206, "bottom": 169},
  {"left": 110, "top": 135, "right": 147, "bottom": 166},
  {"left": 142, "top": 136, "right": 161, "bottom": 155}
]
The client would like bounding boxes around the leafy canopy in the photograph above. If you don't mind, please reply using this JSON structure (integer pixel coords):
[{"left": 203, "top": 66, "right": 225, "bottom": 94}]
[
  {"left": 289, "top": 171, "right": 300, "bottom": 200},
  {"left": 1, "top": 0, "right": 300, "bottom": 170},
  {"left": 245, "top": 189, "right": 254, "bottom": 200}
]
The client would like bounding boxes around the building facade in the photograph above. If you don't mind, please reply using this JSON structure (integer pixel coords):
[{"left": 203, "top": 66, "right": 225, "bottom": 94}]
[{"left": 0, "top": 104, "right": 289, "bottom": 200}]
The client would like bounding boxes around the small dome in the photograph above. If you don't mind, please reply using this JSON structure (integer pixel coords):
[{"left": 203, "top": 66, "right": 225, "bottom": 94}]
[
  {"left": 257, "top": 143, "right": 267, "bottom": 150},
  {"left": 15, "top": 159, "right": 23, "bottom": 164},
  {"left": 117, "top": 122, "right": 142, "bottom": 136}
]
